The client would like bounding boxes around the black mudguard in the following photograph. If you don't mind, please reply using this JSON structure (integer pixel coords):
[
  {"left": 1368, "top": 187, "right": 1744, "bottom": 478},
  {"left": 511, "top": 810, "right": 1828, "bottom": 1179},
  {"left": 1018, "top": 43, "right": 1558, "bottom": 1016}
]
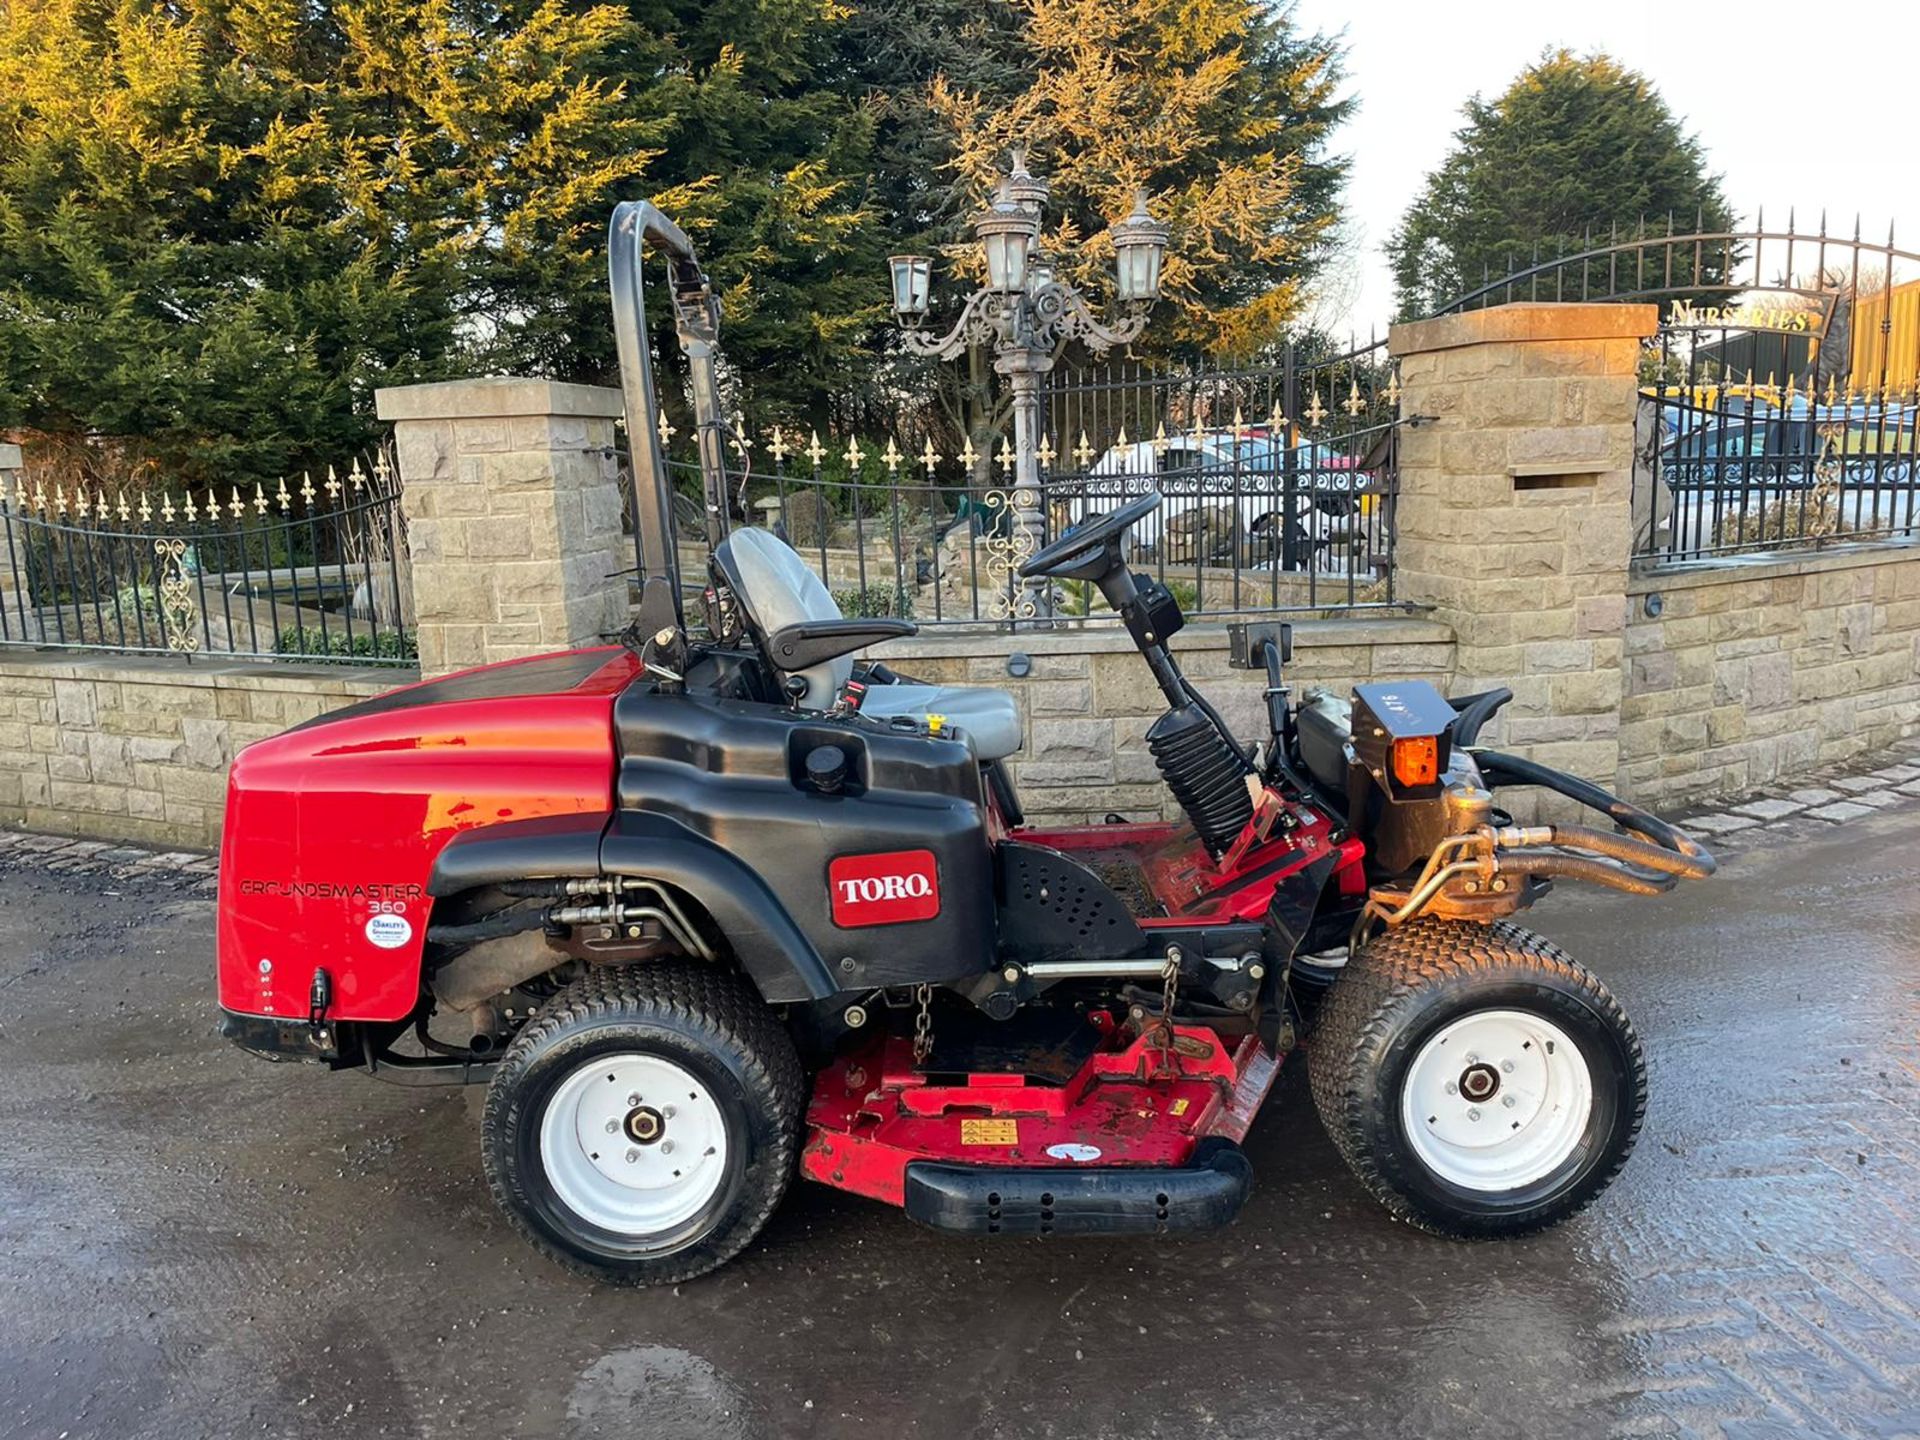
[{"left": 426, "top": 812, "right": 608, "bottom": 897}]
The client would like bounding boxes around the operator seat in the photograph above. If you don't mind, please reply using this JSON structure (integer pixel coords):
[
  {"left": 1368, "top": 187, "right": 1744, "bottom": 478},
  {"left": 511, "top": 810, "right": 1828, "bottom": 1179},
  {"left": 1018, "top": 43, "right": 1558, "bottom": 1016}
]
[{"left": 716, "top": 527, "right": 1025, "bottom": 762}]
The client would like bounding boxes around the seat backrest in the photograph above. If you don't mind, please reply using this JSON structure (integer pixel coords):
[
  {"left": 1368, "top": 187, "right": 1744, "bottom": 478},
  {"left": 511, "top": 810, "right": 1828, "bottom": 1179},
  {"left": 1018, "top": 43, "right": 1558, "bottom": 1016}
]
[{"left": 718, "top": 527, "right": 848, "bottom": 708}]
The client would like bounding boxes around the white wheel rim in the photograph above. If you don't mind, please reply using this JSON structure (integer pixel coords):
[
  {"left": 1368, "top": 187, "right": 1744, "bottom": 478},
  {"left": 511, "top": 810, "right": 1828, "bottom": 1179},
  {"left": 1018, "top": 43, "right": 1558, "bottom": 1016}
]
[
  {"left": 1400, "top": 1009, "right": 1594, "bottom": 1193},
  {"left": 538, "top": 1053, "right": 730, "bottom": 1239}
]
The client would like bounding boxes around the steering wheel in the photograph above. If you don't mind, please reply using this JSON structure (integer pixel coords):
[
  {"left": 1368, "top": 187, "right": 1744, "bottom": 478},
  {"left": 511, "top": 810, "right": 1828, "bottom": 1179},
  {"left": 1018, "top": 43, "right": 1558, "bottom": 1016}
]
[{"left": 1019, "top": 489, "right": 1163, "bottom": 582}]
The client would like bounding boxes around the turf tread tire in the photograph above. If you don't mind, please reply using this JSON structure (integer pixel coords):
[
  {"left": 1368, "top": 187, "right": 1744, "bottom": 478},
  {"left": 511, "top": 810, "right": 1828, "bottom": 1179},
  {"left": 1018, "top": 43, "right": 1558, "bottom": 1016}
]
[
  {"left": 481, "top": 962, "right": 804, "bottom": 1286},
  {"left": 1308, "top": 917, "right": 1647, "bottom": 1238}
]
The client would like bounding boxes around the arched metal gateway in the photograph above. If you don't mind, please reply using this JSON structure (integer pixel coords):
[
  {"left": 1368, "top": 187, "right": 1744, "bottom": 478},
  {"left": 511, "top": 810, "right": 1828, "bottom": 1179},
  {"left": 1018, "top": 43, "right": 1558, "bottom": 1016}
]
[{"left": 1426, "top": 216, "right": 1920, "bottom": 564}]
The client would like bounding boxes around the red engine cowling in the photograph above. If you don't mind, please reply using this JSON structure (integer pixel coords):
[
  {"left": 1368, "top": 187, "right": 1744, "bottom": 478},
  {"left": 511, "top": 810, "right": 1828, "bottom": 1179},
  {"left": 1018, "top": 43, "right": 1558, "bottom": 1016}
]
[{"left": 215, "top": 648, "right": 638, "bottom": 1024}]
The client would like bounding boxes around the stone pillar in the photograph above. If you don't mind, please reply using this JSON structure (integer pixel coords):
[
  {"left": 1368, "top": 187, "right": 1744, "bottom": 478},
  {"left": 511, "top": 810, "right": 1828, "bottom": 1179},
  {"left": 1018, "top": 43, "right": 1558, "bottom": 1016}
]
[
  {"left": 1389, "top": 303, "right": 1658, "bottom": 819},
  {"left": 375, "top": 379, "right": 630, "bottom": 678}
]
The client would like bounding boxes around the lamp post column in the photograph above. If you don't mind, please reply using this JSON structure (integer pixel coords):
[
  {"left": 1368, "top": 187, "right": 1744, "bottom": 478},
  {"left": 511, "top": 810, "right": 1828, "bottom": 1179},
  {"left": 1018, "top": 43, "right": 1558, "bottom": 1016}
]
[{"left": 997, "top": 340, "right": 1054, "bottom": 623}]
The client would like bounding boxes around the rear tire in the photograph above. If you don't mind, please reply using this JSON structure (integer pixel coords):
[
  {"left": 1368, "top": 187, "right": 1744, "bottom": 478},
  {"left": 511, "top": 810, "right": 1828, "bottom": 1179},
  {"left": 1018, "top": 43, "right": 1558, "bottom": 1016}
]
[
  {"left": 481, "top": 963, "right": 803, "bottom": 1285},
  {"left": 1308, "top": 918, "right": 1646, "bottom": 1238}
]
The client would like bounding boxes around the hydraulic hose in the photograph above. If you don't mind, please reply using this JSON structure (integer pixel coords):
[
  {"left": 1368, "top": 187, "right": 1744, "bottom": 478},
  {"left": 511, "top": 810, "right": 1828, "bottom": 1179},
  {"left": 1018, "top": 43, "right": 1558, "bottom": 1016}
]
[{"left": 1473, "top": 747, "right": 1716, "bottom": 875}]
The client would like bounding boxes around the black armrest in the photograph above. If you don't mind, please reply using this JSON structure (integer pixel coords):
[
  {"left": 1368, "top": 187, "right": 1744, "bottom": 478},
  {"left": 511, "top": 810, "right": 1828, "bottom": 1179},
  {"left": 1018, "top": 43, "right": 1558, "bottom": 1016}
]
[{"left": 767, "top": 618, "right": 917, "bottom": 672}]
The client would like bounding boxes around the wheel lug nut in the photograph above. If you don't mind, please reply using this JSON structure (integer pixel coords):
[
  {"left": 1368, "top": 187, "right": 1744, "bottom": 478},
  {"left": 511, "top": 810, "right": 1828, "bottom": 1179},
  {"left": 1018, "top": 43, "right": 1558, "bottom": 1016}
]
[
  {"left": 625, "top": 1149, "right": 639, "bottom": 1163},
  {"left": 605, "top": 1119, "right": 619, "bottom": 1134},
  {"left": 1501, "top": 1059, "right": 1515, "bottom": 1073},
  {"left": 1445, "top": 1081, "right": 1458, "bottom": 1095},
  {"left": 663, "top": 1105, "right": 677, "bottom": 1119},
  {"left": 1503, "top": 1095, "right": 1517, "bottom": 1108},
  {"left": 660, "top": 1140, "right": 674, "bottom": 1155},
  {"left": 627, "top": 1093, "right": 642, "bottom": 1107},
  {"left": 1467, "top": 1108, "right": 1481, "bottom": 1122},
  {"left": 1463, "top": 1052, "right": 1479, "bottom": 1065}
]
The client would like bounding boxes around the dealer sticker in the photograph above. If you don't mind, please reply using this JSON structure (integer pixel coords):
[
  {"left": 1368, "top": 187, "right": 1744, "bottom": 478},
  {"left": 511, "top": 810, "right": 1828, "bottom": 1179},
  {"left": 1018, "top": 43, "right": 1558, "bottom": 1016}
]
[
  {"left": 364, "top": 913, "right": 414, "bottom": 949},
  {"left": 1044, "top": 1143, "right": 1102, "bottom": 1163}
]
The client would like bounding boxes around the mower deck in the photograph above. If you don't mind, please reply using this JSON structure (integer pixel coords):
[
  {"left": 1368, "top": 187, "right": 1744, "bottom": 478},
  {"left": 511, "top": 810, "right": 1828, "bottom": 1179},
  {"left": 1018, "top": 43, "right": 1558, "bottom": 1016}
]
[{"left": 801, "top": 1017, "right": 1279, "bottom": 1233}]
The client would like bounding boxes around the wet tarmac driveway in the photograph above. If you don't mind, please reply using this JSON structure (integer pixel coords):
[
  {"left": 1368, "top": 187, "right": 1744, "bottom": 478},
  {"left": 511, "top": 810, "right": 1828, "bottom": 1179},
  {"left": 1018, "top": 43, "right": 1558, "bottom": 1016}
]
[{"left": 1, "top": 804, "right": 1917, "bottom": 1440}]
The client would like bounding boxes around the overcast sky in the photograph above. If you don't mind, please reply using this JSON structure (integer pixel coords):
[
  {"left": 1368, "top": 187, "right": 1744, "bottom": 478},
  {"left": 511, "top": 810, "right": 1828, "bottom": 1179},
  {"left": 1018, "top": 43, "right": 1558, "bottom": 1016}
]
[{"left": 1290, "top": 0, "right": 1919, "bottom": 336}]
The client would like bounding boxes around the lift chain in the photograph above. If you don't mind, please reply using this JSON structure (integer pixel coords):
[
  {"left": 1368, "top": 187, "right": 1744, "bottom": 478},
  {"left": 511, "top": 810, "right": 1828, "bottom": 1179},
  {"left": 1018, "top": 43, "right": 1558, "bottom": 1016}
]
[
  {"left": 912, "top": 983, "right": 934, "bottom": 1065},
  {"left": 1158, "top": 946, "right": 1181, "bottom": 1057}
]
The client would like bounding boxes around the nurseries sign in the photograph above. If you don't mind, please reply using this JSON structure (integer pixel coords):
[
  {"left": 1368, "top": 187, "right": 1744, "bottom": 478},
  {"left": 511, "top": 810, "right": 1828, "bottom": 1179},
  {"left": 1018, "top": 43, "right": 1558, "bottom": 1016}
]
[{"left": 1666, "top": 292, "right": 1837, "bottom": 335}]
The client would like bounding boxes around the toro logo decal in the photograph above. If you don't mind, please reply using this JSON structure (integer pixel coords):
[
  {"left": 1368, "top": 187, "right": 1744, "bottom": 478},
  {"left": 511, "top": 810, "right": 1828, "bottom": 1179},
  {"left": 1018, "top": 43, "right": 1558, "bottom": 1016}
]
[{"left": 829, "top": 850, "right": 940, "bottom": 928}]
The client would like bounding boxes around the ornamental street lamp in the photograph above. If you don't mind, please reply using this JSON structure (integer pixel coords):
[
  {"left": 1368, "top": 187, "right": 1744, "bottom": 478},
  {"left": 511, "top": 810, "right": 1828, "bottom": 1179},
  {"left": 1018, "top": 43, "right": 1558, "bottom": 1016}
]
[{"left": 887, "top": 151, "right": 1169, "bottom": 621}]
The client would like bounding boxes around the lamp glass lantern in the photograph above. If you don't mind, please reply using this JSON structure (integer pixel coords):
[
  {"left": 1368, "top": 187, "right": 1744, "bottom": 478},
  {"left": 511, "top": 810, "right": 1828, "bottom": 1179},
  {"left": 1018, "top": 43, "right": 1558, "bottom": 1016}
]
[
  {"left": 1109, "top": 191, "right": 1170, "bottom": 305},
  {"left": 887, "top": 254, "right": 932, "bottom": 321},
  {"left": 976, "top": 190, "right": 1039, "bottom": 294}
]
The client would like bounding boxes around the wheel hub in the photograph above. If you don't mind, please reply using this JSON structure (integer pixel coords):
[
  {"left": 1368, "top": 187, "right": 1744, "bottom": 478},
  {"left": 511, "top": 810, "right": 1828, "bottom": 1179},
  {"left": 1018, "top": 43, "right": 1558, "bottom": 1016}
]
[
  {"left": 1459, "top": 1062, "right": 1500, "bottom": 1102},
  {"left": 625, "top": 1105, "right": 666, "bottom": 1144}
]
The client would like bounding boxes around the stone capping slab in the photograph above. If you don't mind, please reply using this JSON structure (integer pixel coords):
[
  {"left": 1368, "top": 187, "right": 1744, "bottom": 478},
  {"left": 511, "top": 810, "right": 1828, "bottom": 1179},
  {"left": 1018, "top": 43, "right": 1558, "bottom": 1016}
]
[
  {"left": 0, "top": 651, "right": 402, "bottom": 693},
  {"left": 1389, "top": 301, "right": 1660, "bottom": 356},
  {"left": 375, "top": 377, "right": 624, "bottom": 423},
  {"left": 867, "top": 616, "right": 1455, "bottom": 662},
  {"left": 1628, "top": 537, "right": 1920, "bottom": 594},
  {"left": 0, "top": 442, "right": 21, "bottom": 470}
]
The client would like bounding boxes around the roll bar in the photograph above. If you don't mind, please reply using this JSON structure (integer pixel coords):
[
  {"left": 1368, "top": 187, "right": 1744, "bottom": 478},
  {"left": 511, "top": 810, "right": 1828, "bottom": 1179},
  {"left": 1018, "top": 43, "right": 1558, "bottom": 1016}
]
[{"left": 607, "top": 201, "right": 732, "bottom": 634}]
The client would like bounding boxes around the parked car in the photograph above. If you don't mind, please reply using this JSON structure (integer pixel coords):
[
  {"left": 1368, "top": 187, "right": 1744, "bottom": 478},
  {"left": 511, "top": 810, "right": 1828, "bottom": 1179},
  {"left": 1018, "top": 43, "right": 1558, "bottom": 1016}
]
[{"left": 1068, "top": 429, "right": 1373, "bottom": 572}]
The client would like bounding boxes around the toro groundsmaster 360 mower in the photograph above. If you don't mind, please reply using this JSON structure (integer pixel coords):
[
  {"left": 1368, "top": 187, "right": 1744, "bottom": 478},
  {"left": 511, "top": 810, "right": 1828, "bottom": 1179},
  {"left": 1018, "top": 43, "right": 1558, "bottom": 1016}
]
[{"left": 216, "top": 203, "right": 1715, "bottom": 1284}]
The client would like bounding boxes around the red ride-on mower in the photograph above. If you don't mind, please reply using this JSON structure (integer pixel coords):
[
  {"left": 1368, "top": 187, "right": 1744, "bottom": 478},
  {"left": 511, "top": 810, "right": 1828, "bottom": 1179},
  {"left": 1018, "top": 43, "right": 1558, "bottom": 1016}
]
[{"left": 215, "top": 204, "right": 1715, "bottom": 1284}]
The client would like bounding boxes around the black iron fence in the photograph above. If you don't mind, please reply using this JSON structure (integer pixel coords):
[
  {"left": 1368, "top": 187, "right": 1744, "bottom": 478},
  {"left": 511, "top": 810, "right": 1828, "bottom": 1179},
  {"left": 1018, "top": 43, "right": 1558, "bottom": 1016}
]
[
  {"left": 645, "top": 343, "right": 1401, "bottom": 629},
  {"left": 0, "top": 455, "right": 416, "bottom": 665}
]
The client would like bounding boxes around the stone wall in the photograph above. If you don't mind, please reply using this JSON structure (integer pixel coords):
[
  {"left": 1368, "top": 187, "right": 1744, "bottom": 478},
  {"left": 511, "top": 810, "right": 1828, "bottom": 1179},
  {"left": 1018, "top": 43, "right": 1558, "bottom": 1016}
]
[
  {"left": 0, "top": 654, "right": 392, "bottom": 850},
  {"left": 878, "top": 617, "right": 1455, "bottom": 825},
  {"left": 1621, "top": 544, "right": 1920, "bottom": 805}
]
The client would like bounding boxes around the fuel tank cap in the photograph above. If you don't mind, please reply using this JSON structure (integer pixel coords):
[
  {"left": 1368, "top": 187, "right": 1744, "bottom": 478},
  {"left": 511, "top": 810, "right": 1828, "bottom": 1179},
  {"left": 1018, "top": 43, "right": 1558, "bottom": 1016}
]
[{"left": 805, "top": 745, "right": 850, "bottom": 794}]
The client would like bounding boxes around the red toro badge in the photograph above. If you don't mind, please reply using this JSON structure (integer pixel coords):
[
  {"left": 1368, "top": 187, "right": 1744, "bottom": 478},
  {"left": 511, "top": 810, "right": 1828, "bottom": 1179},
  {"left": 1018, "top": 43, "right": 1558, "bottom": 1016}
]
[{"left": 829, "top": 849, "right": 941, "bottom": 927}]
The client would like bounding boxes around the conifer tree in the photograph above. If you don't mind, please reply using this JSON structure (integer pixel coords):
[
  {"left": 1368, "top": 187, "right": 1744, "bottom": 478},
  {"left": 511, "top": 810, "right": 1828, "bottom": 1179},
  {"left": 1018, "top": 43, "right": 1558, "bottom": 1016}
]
[{"left": 1387, "top": 50, "right": 1734, "bottom": 318}]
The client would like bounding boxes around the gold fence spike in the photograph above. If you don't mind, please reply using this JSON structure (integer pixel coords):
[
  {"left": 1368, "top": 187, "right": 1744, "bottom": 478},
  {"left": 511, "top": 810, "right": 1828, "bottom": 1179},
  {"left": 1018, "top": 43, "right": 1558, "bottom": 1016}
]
[
  {"left": 374, "top": 451, "right": 392, "bottom": 488},
  {"left": 116, "top": 488, "right": 130, "bottom": 522},
  {"left": 920, "top": 439, "right": 941, "bottom": 474},
  {"left": 1825, "top": 373, "right": 1840, "bottom": 407},
  {"left": 1344, "top": 377, "right": 1365, "bottom": 415},
  {"left": 161, "top": 493, "right": 176, "bottom": 523},
  {"left": 805, "top": 430, "right": 826, "bottom": 467},
  {"left": 767, "top": 426, "right": 789, "bottom": 464},
  {"left": 74, "top": 488, "right": 90, "bottom": 519},
  {"left": 1304, "top": 387, "right": 1327, "bottom": 428},
  {"left": 1231, "top": 406, "right": 1246, "bottom": 442},
  {"left": 959, "top": 436, "right": 979, "bottom": 470},
  {"left": 882, "top": 438, "right": 902, "bottom": 473},
  {"left": 276, "top": 478, "right": 291, "bottom": 514},
  {"left": 253, "top": 482, "right": 268, "bottom": 516},
  {"left": 184, "top": 492, "right": 198, "bottom": 523},
  {"left": 348, "top": 459, "right": 365, "bottom": 493},
  {"left": 138, "top": 492, "right": 153, "bottom": 523},
  {"left": 54, "top": 486, "right": 69, "bottom": 517},
  {"left": 731, "top": 413, "right": 754, "bottom": 459},
  {"left": 230, "top": 485, "right": 245, "bottom": 519},
  {"left": 1382, "top": 369, "right": 1402, "bottom": 409},
  {"left": 844, "top": 435, "right": 866, "bottom": 469},
  {"left": 1073, "top": 431, "right": 1095, "bottom": 467},
  {"left": 995, "top": 436, "right": 1015, "bottom": 472},
  {"left": 324, "top": 466, "right": 341, "bottom": 500},
  {"left": 1035, "top": 434, "right": 1055, "bottom": 468},
  {"left": 300, "top": 471, "right": 315, "bottom": 505},
  {"left": 1114, "top": 425, "right": 1129, "bottom": 449},
  {"left": 1152, "top": 421, "right": 1169, "bottom": 454},
  {"left": 658, "top": 412, "right": 676, "bottom": 446},
  {"left": 206, "top": 487, "right": 219, "bottom": 519}
]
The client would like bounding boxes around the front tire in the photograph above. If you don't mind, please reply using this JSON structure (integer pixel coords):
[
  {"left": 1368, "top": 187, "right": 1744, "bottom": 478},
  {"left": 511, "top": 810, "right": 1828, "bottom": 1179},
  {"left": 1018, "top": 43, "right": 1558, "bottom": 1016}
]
[
  {"left": 481, "top": 963, "right": 803, "bottom": 1285},
  {"left": 1309, "top": 918, "right": 1646, "bottom": 1237}
]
